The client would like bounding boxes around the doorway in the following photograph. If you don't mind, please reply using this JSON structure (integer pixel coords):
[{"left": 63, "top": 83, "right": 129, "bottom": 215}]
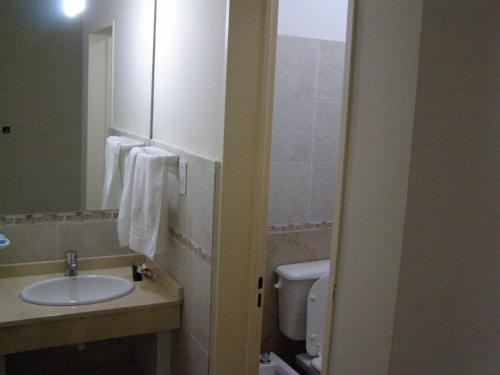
[
  {"left": 260, "top": 1, "right": 349, "bottom": 373},
  {"left": 85, "top": 26, "right": 114, "bottom": 210},
  {"left": 211, "top": 0, "right": 354, "bottom": 374}
]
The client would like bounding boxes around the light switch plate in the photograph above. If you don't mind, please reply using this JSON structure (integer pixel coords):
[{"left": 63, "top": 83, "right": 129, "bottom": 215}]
[{"left": 179, "top": 160, "right": 187, "bottom": 195}]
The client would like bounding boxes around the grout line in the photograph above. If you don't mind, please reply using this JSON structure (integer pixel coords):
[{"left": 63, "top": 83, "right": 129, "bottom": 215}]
[
  {"left": 180, "top": 326, "right": 210, "bottom": 356},
  {"left": 168, "top": 226, "right": 212, "bottom": 264},
  {"left": 293, "top": 232, "right": 319, "bottom": 260}
]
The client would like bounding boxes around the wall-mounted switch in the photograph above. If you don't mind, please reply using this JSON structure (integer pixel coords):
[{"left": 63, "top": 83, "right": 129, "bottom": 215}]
[
  {"left": 179, "top": 160, "right": 187, "bottom": 195},
  {"left": 2, "top": 126, "right": 11, "bottom": 134}
]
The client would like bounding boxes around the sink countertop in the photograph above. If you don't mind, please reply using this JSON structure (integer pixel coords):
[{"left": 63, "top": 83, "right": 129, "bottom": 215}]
[{"left": 0, "top": 256, "right": 182, "bottom": 328}]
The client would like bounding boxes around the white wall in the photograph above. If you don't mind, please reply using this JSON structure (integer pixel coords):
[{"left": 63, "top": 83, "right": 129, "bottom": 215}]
[
  {"left": 83, "top": 0, "right": 155, "bottom": 139},
  {"left": 152, "top": 0, "right": 228, "bottom": 160},
  {"left": 389, "top": 1, "right": 500, "bottom": 373},
  {"left": 278, "top": 0, "right": 348, "bottom": 41},
  {"left": 328, "top": 1, "right": 423, "bottom": 374}
]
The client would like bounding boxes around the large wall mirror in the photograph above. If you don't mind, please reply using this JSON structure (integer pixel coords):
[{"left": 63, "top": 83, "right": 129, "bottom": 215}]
[{"left": 0, "top": 0, "right": 155, "bottom": 215}]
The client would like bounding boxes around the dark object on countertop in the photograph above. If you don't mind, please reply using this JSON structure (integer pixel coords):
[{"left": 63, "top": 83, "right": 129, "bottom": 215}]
[{"left": 132, "top": 265, "right": 143, "bottom": 281}]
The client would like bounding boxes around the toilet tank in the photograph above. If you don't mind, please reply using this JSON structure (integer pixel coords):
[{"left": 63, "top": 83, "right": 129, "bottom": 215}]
[{"left": 274, "top": 260, "right": 330, "bottom": 341}]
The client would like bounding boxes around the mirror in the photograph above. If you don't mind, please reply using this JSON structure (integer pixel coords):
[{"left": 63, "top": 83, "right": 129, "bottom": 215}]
[{"left": 0, "top": 0, "right": 156, "bottom": 215}]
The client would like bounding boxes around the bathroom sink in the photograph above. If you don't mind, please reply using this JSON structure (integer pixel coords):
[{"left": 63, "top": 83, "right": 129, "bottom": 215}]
[{"left": 20, "top": 275, "right": 135, "bottom": 306}]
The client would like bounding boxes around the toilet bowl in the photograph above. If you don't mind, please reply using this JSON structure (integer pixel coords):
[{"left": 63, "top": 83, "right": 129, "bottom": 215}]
[
  {"left": 274, "top": 260, "right": 330, "bottom": 374},
  {"left": 259, "top": 352, "right": 299, "bottom": 375}
]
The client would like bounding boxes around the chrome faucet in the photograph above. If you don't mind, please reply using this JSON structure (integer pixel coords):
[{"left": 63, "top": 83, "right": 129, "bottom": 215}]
[
  {"left": 260, "top": 352, "right": 271, "bottom": 364},
  {"left": 65, "top": 250, "right": 78, "bottom": 276}
]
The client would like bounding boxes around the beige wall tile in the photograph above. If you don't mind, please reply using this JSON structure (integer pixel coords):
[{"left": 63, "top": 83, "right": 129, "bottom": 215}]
[
  {"left": 58, "top": 221, "right": 130, "bottom": 258},
  {"left": 312, "top": 102, "right": 342, "bottom": 162},
  {"left": 309, "top": 162, "right": 337, "bottom": 222},
  {"left": 316, "top": 40, "right": 346, "bottom": 102},
  {"left": 172, "top": 329, "right": 209, "bottom": 375},
  {"left": 268, "top": 163, "right": 311, "bottom": 224},
  {"left": 152, "top": 141, "right": 216, "bottom": 255},
  {"left": 0, "top": 224, "right": 58, "bottom": 264},
  {"left": 274, "top": 36, "right": 318, "bottom": 100},
  {"left": 271, "top": 99, "right": 315, "bottom": 163},
  {"left": 181, "top": 248, "right": 211, "bottom": 352}
]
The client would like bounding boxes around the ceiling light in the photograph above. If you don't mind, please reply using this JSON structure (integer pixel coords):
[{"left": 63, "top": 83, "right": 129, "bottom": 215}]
[{"left": 63, "top": 0, "right": 86, "bottom": 18}]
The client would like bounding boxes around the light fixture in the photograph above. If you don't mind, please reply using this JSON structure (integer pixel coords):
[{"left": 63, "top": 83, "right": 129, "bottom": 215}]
[{"left": 63, "top": 0, "right": 86, "bottom": 18}]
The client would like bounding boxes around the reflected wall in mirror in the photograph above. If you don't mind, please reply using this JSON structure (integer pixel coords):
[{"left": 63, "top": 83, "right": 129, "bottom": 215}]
[{"left": 0, "top": 0, "right": 155, "bottom": 215}]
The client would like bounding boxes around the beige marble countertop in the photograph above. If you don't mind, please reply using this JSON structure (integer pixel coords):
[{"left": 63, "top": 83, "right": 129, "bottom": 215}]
[{"left": 0, "top": 257, "right": 182, "bottom": 329}]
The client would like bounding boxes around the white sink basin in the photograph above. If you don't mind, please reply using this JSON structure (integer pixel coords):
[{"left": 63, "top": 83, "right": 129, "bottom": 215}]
[{"left": 20, "top": 275, "right": 135, "bottom": 306}]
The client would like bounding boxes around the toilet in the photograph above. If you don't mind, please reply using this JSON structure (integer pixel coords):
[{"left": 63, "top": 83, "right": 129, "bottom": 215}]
[
  {"left": 274, "top": 260, "right": 330, "bottom": 375},
  {"left": 259, "top": 352, "right": 300, "bottom": 375}
]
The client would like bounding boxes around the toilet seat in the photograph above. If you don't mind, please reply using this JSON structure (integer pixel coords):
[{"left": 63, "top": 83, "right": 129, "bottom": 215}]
[
  {"left": 306, "top": 275, "right": 329, "bottom": 356},
  {"left": 295, "top": 275, "right": 328, "bottom": 374}
]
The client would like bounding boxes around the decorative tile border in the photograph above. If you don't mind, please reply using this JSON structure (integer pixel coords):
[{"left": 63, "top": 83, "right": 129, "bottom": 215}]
[
  {"left": 267, "top": 221, "right": 333, "bottom": 234},
  {"left": 168, "top": 226, "right": 212, "bottom": 263},
  {"left": 0, "top": 210, "right": 119, "bottom": 227}
]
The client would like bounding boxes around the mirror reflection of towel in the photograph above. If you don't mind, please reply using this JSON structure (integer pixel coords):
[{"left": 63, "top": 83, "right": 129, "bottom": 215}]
[
  {"left": 101, "top": 136, "right": 144, "bottom": 210},
  {"left": 118, "top": 147, "right": 171, "bottom": 259}
]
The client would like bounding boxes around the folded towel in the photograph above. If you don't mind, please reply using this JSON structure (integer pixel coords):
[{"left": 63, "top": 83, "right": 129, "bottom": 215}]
[
  {"left": 101, "top": 136, "right": 144, "bottom": 210},
  {"left": 118, "top": 147, "right": 171, "bottom": 259}
]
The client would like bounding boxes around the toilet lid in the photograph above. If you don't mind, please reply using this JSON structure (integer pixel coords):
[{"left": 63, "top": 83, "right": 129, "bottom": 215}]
[{"left": 306, "top": 275, "right": 329, "bottom": 357}]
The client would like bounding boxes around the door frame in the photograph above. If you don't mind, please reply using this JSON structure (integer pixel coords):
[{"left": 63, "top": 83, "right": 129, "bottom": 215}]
[
  {"left": 211, "top": 0, "right": 356, "bottom": 374},
  {"left": 321, "top": 0, "right": 357, "bottom": 371},
  {"left": 210, "top": 1, "right": 278, "bottom": 374}
]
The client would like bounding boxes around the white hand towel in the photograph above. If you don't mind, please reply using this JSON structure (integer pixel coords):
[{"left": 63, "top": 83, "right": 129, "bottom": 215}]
[
  {"left": 101, "top": 136, "right": 144, "bottom": 210},
  {"left": 118, "top": 147, "right": 170, "bottom": 259},
  {"left": 117, "top": 147, "right": 142, "bottom": 247}
]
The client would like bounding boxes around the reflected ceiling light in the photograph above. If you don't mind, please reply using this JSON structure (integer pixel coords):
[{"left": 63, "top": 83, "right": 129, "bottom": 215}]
[{"left": 63, "top": 0, "right": 86, "bottom": 18}]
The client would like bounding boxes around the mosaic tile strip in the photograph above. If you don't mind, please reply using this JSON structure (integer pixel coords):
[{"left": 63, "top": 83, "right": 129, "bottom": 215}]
[
  {"left": 168, "top": 226, "right": 212, "bottom": 263},
  {"left": 267, "top": 221, "right": 333, "bottom": 234},
  {"left": 0, "top": 210, "right": 119, "bottom": 226}
]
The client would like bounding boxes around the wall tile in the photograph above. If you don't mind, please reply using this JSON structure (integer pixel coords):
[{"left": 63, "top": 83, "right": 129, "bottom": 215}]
[
  {"left": 267, "top": 233, "right": 315, "bottom": 276},
  {"left": 313, "top": 101, "right": 342, "bottom": 162},
  {"left": 271, "top": 99, "right": 315, "bottom": 163},
  {"left": 0, "top": 224, "right": 59, "bottom": 264},
  {"left": 275, "top": 36, "right": 318, "bottom": 100},
  {"left": 316, "top": 40, "right": 346, "bottom": 101},
  {"left": 269, "top": 36, "right": 345, "bottom": 226},
  {"left": 309, "top": 162, "right": 337, "bottom": 222},
  {"left": 58, "top": 221, "right": 130, "bottom": 258},
  {"left": 182, "top": 248, "right": 211, "bottom": 352},
  {"left": 268, "top": 163, "right": 311, "bottom": 224},
  {"left": 154, "top": 236, "right": 184, "bottom": 285},
  {"left": 295, "top": 230, "right": 333, "bottom": 260},
  {"left": 171, "top": 330, "right": 209, "bottom": 375},
  {"left": 149, "top": 141, "right": 215, "bottom": 375},
  {"left": 151, "top": 140, "right": 216, "bottom": 255}
]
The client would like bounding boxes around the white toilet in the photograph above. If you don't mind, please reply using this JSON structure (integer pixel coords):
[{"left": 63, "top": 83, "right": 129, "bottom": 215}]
[{"left": 274, "top": 260, "right": 330, "bottom": 375}]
